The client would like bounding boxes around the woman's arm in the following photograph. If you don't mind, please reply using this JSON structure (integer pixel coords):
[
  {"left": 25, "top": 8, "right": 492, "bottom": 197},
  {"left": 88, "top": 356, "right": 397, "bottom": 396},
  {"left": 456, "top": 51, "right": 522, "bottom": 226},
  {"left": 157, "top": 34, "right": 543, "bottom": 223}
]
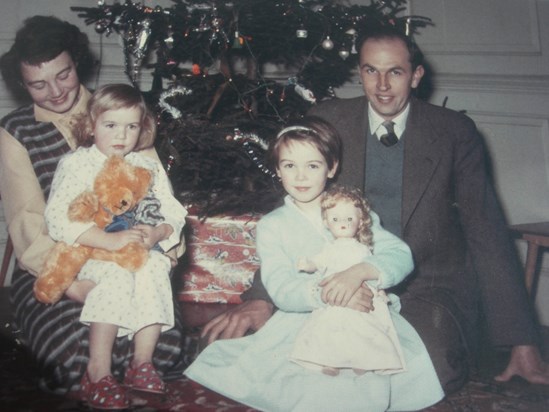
[{"left": 0, "top": 129, "right": 54, "bottom": 275}]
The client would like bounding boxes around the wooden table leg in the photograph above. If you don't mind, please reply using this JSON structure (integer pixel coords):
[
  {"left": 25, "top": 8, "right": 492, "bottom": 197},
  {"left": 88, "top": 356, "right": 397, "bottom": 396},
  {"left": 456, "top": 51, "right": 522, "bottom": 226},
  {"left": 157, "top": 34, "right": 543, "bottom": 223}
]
[{"left": 524, "top": 241, "right": 539, "bottom": 295}]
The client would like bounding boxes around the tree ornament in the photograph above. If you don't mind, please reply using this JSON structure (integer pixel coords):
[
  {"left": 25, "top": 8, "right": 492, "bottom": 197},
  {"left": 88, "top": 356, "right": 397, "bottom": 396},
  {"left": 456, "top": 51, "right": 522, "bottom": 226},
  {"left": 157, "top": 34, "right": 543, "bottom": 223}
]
[
  {"left": 296, "top": 28, "right": 308, "bottom": 39},
  {"left": 164, "top": 33, "right": 174, "bottom": 49},
  {"left": 338, "top": 49, "right": 350, "bottom": 60},
  {"left": 95, "top": 20, "right": 108, "bottom": 34},
  {"left": 134, "top": 18, "right": 152, "bottom": 60},
  {"left": 294, "top": 84, "right": 316, "bottom": 103},
  {"left": 232, "top": 31, "right": 243, "bottom": 48},
  {"left": 321, "top": 36, "right": 334, "bottom": 50},
  {"left": 158, "top": 86, "right": 193, "bottom": 120}
]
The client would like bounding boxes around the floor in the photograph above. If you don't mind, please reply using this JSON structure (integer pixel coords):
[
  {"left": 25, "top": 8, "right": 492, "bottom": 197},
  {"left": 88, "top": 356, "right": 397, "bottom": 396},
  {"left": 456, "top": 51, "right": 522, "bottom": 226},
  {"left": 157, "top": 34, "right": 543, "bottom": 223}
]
[{"left": 1, "top": 286, "right": 549, "bottom": 411}]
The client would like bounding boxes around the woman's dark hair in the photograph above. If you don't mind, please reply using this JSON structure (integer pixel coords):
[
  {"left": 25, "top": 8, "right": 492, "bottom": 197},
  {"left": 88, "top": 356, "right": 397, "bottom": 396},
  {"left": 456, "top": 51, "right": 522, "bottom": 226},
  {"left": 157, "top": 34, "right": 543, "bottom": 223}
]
[{"left": 0, "top": 16, "right": 95, "bottom": 97}]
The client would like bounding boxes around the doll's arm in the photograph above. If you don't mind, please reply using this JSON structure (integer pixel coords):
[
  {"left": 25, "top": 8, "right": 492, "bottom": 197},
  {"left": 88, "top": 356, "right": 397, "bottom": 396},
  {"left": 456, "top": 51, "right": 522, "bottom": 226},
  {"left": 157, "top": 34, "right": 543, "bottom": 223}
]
[{"left": 297, "top": 257, "right": 318, "bottom": 273}]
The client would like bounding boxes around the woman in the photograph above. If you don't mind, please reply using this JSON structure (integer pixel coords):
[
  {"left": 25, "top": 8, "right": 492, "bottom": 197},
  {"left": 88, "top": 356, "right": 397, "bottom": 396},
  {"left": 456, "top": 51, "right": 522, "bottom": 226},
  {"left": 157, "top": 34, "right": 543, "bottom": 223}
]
[{"left": 0, "top": 16, "right": 186, "bottom": 396}]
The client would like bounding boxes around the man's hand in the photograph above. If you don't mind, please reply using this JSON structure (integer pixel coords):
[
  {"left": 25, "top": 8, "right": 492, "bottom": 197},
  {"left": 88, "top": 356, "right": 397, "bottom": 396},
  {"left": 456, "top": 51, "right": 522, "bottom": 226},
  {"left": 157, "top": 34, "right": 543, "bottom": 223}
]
[
  {"left": 345, "top": 283, "right": 374, "bottom": 312},
  {"left": 200, "top": 300, "right": 274, "bottom": 346}
]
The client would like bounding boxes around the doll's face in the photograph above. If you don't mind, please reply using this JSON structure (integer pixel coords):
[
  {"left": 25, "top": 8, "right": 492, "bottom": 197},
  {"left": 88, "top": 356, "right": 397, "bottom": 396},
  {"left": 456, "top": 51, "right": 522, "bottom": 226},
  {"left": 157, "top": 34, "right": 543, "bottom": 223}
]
[{"left": 323, "top": 200, "right": 361, "bottom": 239}]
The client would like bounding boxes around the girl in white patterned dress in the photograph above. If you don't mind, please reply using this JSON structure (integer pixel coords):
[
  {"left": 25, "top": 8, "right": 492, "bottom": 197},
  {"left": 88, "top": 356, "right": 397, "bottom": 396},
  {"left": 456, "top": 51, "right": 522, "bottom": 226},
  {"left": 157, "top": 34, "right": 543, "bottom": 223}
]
[{"left": 45, "top": 84, "right": 187, "bottom": 409}]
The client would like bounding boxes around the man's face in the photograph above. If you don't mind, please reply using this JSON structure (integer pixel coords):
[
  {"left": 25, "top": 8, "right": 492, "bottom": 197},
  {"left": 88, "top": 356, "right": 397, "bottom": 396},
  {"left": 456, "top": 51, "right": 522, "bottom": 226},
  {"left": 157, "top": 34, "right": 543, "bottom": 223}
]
[
  {"left": 359, "top": 37, "right": 424, "bottom": 120},
  {"left": 20, "top": 51, "right": 81, "bottom": 114}
]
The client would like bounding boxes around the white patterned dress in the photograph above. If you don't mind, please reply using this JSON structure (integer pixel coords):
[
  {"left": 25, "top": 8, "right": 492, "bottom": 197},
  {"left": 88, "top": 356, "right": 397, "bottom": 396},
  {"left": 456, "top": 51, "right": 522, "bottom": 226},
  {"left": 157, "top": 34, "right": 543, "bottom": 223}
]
[{"left": 45, "top": 145, "right": 187, "bottom": 337}]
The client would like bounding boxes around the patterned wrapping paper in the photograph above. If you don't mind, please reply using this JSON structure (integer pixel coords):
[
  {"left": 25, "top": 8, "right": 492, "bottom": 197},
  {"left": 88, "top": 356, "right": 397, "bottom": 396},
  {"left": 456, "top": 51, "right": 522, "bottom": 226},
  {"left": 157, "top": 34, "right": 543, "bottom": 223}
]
[{"left": 178, "top": 214, "right": 261, "bottom": 303}]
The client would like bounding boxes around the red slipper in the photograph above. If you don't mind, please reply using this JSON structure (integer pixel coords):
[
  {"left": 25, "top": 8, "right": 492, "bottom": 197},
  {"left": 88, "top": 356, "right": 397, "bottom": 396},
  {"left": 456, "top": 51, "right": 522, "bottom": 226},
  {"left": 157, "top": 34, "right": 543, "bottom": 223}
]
[
  {"left": 124, "top": 362, "right": 166, "bottom": 394},
  {"left": 80, "top": 373, "right": 130, "bottom": 410}
]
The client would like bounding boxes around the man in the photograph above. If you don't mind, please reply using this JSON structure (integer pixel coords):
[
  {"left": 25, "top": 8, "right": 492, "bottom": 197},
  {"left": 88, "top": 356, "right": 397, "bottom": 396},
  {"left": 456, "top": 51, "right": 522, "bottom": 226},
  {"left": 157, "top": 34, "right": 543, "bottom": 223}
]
[{"left": 202, "top": 24, "right": 549, "bottom": 393}]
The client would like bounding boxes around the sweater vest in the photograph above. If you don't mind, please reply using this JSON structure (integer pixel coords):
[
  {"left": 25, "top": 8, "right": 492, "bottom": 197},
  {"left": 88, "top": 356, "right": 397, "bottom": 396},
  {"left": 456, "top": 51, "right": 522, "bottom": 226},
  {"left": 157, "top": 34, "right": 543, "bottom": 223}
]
[
  {"left": 1, "top": 105, "right": 71, "bottom": 198},
  {"left": 364, "top": 127, "right": 404, "bottom": 236}
]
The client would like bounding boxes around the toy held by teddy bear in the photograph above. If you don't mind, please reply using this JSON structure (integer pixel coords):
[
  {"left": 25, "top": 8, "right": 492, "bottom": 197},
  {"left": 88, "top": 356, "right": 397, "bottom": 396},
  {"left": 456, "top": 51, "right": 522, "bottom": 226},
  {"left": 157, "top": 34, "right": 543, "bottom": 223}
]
[{"left": 33, "top": 156, "right": 162, "bottom": 304}]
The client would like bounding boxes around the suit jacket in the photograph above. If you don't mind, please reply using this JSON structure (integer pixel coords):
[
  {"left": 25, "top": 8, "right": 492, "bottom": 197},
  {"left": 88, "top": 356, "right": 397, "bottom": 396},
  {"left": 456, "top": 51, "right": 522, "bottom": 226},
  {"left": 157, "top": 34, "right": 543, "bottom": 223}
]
[{"left": 309, "top": 96, "right": 537, "bottom": 346}]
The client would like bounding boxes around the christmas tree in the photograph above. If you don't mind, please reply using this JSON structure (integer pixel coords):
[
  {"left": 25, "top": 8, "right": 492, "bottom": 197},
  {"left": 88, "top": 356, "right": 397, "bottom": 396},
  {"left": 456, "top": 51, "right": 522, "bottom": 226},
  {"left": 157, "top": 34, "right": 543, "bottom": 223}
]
[{"left": 72, "top": 0, "right": 430, "bottom": 216}]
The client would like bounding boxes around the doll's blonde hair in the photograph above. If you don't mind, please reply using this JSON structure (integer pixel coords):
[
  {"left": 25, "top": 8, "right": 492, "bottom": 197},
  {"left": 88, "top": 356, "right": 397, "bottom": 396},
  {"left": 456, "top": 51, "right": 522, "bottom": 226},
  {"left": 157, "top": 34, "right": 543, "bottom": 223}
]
[
  {"left": 321, "top": 185, "right": 374, "bottom": 252},
  {"left": 73, "top": 83, "right": 156, "bottom": 150}
]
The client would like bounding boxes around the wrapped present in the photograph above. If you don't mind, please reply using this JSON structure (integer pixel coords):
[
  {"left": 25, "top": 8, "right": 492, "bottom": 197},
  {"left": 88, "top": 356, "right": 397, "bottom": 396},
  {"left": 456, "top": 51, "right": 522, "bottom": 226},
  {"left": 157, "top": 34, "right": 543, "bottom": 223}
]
[{"left": 178, "top": 214, "right": 261, "bottom": 303}]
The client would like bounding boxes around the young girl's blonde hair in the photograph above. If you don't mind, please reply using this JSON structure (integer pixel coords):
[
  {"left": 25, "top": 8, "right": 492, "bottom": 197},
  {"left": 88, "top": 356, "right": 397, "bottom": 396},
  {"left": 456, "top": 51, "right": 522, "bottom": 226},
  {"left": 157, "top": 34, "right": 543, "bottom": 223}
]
[
  {"left": 73, "top": 83, "right": 156, "bottom": 150},
  {"left": 321, "top": 185, "right": 374, "bottom": 252}
]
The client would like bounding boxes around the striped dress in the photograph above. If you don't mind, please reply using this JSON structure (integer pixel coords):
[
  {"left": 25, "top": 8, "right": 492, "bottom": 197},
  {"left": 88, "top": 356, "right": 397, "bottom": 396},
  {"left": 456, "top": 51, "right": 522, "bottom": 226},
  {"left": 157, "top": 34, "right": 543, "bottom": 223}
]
[{"left": 2, "top": 103, "right": 188, "bottom": 395}]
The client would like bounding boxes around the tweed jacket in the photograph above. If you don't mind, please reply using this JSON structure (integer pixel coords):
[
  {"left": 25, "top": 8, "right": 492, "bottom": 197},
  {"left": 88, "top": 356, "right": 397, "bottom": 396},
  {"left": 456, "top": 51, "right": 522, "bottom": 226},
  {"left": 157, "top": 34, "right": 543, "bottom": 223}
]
[{"left": 309, "top": 96, "right": 537, "bottom": 346}]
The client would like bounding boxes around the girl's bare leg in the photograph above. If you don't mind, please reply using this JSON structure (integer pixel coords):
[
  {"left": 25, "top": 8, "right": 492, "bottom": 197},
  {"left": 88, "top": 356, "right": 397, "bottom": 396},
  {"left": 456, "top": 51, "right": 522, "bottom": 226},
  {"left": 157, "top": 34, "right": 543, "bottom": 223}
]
[{"left": 87, "top": 322, "right": 118, "bottom": 381}]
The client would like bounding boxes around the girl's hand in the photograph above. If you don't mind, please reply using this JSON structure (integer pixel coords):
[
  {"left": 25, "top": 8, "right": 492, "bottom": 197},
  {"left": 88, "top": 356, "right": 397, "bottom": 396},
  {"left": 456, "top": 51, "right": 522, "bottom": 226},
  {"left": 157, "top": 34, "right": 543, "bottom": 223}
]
[
  {"left": 345, "top": 284, "right": 374, "bottom": 312},
  {"left": 320, "top": 269, "right": 363, "bottom": 306},
  {"left": 134, "top": 223, "right": 173, "bottom": 250},
  {"left": 103, "top": 229, "right": 146, "bottom": 250}
]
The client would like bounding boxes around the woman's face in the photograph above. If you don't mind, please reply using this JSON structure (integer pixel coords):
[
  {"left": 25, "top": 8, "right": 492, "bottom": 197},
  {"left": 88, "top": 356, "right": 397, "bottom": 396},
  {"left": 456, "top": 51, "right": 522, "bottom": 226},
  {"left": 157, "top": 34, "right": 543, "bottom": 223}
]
[
  {"left": 276, "top": 140, "right": 338, "bottom": 212},
  {"left": 20, "top": 51, "right": 81, "bottom": 114}
]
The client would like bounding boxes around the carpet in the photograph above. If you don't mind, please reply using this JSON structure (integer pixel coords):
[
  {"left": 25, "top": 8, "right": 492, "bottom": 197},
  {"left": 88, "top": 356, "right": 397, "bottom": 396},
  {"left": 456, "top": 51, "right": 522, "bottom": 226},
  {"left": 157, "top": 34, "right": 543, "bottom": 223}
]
[{"left": 2, "top": 332, "right": 548, "bottom": 412}]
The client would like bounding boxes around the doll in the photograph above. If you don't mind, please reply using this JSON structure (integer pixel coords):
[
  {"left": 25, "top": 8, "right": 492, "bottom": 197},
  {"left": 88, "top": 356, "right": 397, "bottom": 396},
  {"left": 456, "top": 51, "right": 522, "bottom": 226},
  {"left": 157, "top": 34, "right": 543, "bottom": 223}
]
[{"left": 292, "top": 185, "right": 407, "bottom": 376}]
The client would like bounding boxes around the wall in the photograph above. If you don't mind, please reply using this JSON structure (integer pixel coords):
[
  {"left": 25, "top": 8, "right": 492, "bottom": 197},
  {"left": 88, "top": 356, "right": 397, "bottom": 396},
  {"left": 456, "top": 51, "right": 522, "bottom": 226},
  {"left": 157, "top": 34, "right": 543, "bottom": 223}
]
[{"left": 0, "top": 0, "right": 548, "bottom": 323}]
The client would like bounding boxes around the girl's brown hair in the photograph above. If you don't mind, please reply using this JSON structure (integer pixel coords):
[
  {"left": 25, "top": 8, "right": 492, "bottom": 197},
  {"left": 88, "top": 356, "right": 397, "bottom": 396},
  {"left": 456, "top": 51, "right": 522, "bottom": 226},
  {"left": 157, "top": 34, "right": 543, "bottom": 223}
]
[
  {"left": 73, "top": 83, "right": 156, "bottom": 150},
  {"left": 321, "top": 185, "right": 374, "bottom": 252},
  {"left": 268, "top": 116, "right": 342, "bottom": 176}
]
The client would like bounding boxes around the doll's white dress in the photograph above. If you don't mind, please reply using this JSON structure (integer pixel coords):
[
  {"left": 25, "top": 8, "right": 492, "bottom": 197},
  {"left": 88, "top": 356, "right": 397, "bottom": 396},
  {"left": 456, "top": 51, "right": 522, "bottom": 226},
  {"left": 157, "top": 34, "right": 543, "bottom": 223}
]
[{"left": 290, "top": 237, "right": 406, "bottom": 374}]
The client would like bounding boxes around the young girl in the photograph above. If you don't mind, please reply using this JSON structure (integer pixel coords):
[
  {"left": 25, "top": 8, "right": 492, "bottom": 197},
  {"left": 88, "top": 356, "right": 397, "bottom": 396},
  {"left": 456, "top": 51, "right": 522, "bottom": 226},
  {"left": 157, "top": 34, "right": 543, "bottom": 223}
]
[
  {"left": 45, "top": 84, "right": 187, "bottom": 410},
  {"left": 292, "top": 185, "right": 406, "bottom": 376},
  {"left": 185, "top": 117, "right": 443, "bottom": 411}
]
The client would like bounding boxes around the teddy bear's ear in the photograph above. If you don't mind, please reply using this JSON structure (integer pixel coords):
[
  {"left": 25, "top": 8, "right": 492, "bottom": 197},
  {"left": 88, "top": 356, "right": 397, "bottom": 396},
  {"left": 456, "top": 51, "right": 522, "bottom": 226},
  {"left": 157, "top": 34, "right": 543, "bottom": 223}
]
[{"left": 68, "top": 191, "right": 99, "bottom": 222}]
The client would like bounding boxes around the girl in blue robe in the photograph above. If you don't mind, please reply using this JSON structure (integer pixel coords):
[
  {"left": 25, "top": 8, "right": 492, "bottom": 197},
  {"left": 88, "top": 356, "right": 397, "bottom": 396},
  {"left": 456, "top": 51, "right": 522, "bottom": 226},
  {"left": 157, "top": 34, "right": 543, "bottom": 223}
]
[{"left": 185, "top": 117, "right": 443, "bottom": 411}]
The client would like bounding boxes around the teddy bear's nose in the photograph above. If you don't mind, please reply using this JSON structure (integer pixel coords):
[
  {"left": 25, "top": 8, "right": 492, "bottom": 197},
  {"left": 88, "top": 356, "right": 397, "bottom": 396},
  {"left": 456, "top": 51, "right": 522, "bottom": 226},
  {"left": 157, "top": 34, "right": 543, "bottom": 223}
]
[{"left": 121, "top": 200, "right": 128, "bottom": 207}]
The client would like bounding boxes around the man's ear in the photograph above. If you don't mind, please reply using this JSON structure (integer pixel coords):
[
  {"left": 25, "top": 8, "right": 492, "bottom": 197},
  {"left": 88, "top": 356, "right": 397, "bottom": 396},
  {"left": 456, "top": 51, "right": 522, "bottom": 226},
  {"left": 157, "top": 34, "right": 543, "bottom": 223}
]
[{"left": 411, "top": 65, "right": 425, "bottom": 89}]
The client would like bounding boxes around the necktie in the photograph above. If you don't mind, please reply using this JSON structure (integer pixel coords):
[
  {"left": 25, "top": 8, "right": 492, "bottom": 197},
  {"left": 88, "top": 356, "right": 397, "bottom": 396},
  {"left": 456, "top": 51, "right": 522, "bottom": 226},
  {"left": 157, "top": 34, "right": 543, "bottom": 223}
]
[{"left": 379, "top": 120, "right": 398, "bottom": 147}]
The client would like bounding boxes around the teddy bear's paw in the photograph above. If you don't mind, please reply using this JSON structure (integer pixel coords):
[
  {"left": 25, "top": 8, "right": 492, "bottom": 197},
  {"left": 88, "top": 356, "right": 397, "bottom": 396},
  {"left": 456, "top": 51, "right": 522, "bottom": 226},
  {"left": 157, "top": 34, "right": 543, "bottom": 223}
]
[
  {"left": 68, "top": 191, "right": 99, "bottom": 222},
  {"left": 116, "top": 243, "right": 149, "bottom": 272},
  {"left": 33, "top": 276, "right": 65, "bottom": 304}
]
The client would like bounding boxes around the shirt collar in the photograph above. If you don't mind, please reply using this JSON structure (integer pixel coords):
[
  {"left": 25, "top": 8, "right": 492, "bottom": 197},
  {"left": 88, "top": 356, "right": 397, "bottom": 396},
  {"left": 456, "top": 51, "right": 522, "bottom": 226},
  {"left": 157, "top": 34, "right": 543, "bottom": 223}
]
[{"left": 368, "top": 102, "right": 410, "bottom": 139}]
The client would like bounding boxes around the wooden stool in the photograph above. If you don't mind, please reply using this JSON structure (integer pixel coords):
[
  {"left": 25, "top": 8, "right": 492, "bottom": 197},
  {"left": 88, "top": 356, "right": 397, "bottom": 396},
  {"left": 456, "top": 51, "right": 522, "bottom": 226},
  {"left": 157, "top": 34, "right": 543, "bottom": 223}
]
[{"left": 509, "top": 222, "right": 549, "bottom": 297}]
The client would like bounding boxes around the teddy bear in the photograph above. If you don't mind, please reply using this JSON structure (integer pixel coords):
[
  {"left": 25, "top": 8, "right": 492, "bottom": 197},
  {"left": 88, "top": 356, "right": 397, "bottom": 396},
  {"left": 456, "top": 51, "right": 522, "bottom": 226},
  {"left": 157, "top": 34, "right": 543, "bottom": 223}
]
[{"left": 33, "top": 156, "right": 154, "bottom": 304}]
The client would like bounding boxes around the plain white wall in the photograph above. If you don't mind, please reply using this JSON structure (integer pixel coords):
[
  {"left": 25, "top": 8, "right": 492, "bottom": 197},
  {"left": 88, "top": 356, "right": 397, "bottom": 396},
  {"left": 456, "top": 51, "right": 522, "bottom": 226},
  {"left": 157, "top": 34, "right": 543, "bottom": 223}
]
[{"left": 0, "top": 0, "right": 548, "bottom": 324}]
